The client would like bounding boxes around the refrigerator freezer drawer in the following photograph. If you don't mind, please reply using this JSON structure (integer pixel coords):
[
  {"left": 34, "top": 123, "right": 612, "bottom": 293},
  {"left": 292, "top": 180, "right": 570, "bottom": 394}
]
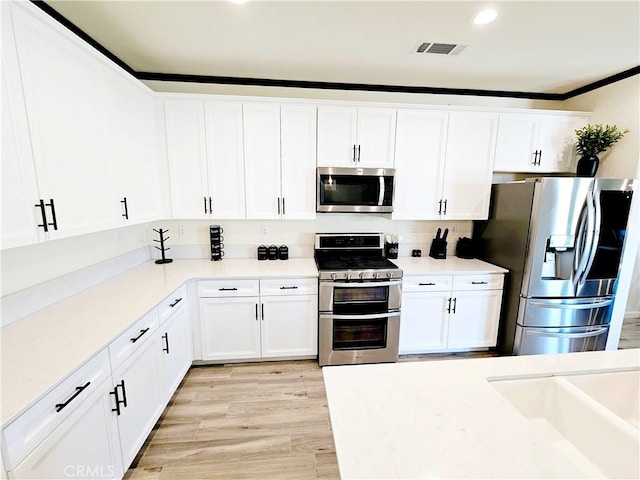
[
  {"left": 518, "top": 296, "right": 613, "bottom": 328},
  {"left": 514, "top": 325, "right": 609, "bottom": 355}
]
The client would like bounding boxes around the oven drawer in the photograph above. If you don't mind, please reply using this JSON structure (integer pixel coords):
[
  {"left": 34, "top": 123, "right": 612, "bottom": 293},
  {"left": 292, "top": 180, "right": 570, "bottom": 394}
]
[
  {"left": 198, "top": 279, "right": 260, "bottom": 298},
  {"left": 2, "top": 349, "right": 111, "bottom": 470},
  {"left": 402, "top": 275, "right": 452, "bottom": 292},
  {"left": 452, "top": 274, "right": 504, "bottom": 291},
  {"left": 260, "top": 278, "right": 317, "bottom": 296},
  {"left": 157, "top": 284, "right": 187, "bottom": 324}
]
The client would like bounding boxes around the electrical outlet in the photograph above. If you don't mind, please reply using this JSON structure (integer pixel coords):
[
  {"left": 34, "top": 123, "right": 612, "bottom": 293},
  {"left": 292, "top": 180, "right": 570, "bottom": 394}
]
[
  {"left": 178, "top": 225, "right": 185, "bottom": 237},
  {"left": 260, "top": 225, "right": 267, "bottom": 236},
  {"left": 450, "top": 224, "right": 457, "bottom": 234},
  {"left": 410, "top": 224, "right": 417, "bottom": 235}
]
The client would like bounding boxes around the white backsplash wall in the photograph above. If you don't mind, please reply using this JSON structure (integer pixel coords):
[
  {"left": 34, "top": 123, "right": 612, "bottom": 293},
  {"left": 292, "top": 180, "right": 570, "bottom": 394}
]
[{"left": 148, "top": 217, "right": 473, "bottom": 261}]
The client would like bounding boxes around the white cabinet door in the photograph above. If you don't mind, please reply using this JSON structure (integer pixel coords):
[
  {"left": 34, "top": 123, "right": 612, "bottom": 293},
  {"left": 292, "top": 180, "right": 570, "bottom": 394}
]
[
  {"left": 164, "top": 100, "right": 209, "bottom": 219},
  {"left": 199, "top": 297, "right": 262, "bottom": 361},
  {"left": 159, "top": 306, "right": 193, "bottom": 403},
  {"left": 204, "top": 101, "right": 246, "bottom": 219},
  {"left": 11, "top": 5, "right": 118, "bottom": 239},
  {"left": 280, "top": 104, "right": 317, "bottom": 220},
  {"left": 536, "top": 114, "right": 587, "bottom": 172},
  {"left": 399, "top": 292, "right": 449, "bottom": 354},
  {"left": 103, "top": 69, "right": 161, "bottom": 225},
  {"left": 112, "top": 337, "right": 163, "bottom": 470},
  {"left": 393, "top": 109, "right": 448, "bottom": 220},
  {"left": 441, "top": 111, "right": 497, "bottom": 220},
  {"left": 317, "top": 105, "right": 358, "bottom": 167},
  {"left": 244, "top": 103, "right": 281, "bottom": 219},
  {"left": 260, "top": 295, "right": 318, "bottom": 358},
  {"left": 356, "top": 107, "right": 396, "bottom": 168},
  {"left": 446, "top": 290, "right": 502, "bottom": 350},
  {"left": 9, "top": 379, "right": 123, "bottom": 480},
  {"left": 493, "top": 113, "right": 538, "bottom": 172}
]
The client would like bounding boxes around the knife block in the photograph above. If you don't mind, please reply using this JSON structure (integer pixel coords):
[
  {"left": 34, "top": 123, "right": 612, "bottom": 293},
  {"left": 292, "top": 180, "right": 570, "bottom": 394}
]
[{"left": 429, "top": 238, "right": 447, "bottom": 259}]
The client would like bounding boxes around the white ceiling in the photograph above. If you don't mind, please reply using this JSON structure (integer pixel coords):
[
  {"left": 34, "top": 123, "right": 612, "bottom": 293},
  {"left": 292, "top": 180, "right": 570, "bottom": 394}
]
[{"left": 44, "top": 1, "right": 640, "bottom": 96}]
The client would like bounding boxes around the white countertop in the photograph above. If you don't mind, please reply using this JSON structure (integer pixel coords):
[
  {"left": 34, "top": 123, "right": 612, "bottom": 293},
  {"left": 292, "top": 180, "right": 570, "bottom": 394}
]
[
  {"left": 0, "top": 258, "right": 317, "bottom": 426},
  {"left": 323, "top": 349, "right": 640, "bottom": 479},
  {"left": 394, "top": 256, "right": 508, "bottom": 275}
]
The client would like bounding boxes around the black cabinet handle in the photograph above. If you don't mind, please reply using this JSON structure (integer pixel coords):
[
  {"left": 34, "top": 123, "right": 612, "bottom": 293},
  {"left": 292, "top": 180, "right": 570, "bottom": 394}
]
[
  {"left": 169, "top": 297, "right": 182, "bottom": 307},
  {"left": 277, "top": 197, "right": 281, "bottom": 215},
  {"left": 261, "top": 303, "right": 264, "bottom": 321},
  {"left": 419, "top": 282, "right": 436, "bottom": 286},
  {"left": 443, "top": 199, "right": 448, "bottom": 215},
  {"left": 538, "top": 150, "right": 542, "bottom": 165},
  {"left": 35, "top": 199, "right": 49, "bottom": 232},
  {"left": 452, "top": 297, "right": 457, "bottom": 314},
  {"left": 203, "top": 196, "right": 208, "bottom": 214},
  {"left": 471, "top": 281, "right": 488, "bottom": 285},
  {"left": 357, "top": 145, "right": 361, "bottom": 162},
  {"left": 130, "top": 327, "right": 150, "bottom": 343},
  {"left": 447, "top": 297, "right": 452, "bottom": 313},
  {"left": 111, "top": 380, "right": 127, "bottom": 415},
  {"left": 162, "top": 332, "right": 170, "bottom": 354},
  {"left": 352, "top": 145, "right": 357, "bottom": 163},
  {"left": 209, "top": 197, "right": 213, "bottom": 214},
  {"left": 280, "top": 286, "right": 299, "bottom": 290},
  {"left": 438, "top": 199, "right": 443, "bottom": 215},
  {"left": 46, "top": 198, "right": 58, "bottom": 230},
  {"left": 218, "top": 287, "right": 238, "bottom": 291},
  {"left": 121, "top": 197, "right": 129, "bottom": 219},
  {"left": 55, "top": 381, "right": 90, "bottom": 412},
  {"left": 282, "top": 197, "right": 286, "bottom": 215}
]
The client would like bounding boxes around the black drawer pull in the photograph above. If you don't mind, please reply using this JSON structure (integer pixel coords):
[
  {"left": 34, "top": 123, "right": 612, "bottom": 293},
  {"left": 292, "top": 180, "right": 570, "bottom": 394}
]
[
  {"left": 219, "top": 287, "right": 238, "bottom": 291},
  {"left": 471, "top": 281, "right": 488, "bottom": 285},
  {"left": 121, "top": 197, "right": 129, "bottom": 219},
  {"left": 452, "top": 297, "right": 457, "bottom": 314},
  {"left": 280, "top": 286, "right": 299, "bottom": 290},
  {"left": 169, "top": 297, "right": 182, "bottom": 307},
  {"left": 130, "top": 327, "right": 150, "bottom": 343},
  {"left": 55, "top": 382, "right": 90, "bottom": 412},
  {"left": 419, "top": 282, "right": 436, "bottom": 286}
]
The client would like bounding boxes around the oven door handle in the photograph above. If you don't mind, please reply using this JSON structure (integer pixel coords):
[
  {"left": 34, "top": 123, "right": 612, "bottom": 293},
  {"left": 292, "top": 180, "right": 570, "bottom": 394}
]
[
  {"left": 321, "top": 280, "right": 402, "bottom": 288},
  {"left": 321, "top": 312, "right": 399, "bottom": 320}
]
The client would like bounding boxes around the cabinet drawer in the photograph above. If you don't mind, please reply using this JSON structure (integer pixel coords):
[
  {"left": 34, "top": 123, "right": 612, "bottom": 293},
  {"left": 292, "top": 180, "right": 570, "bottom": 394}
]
[
  {"left": 108, "top": 309, "right": 158, "bottom": 371},
  {"left": 2, "top": 349, "right": 111, "bottom": 470},
  {"left": 402, "top": 275, "right": 452, "bottom": 292},
  {"left": 260, "top": 278, "right": 318, "bottom": 296},
  {"left": 158, "top": 284, "right": 187, "bottom": 325},
  {"left": 452, "top": 274, "right": 504, "bottom": 291},
  {"left": 198, "top": 279, "right": 260, "bottom": 298}
]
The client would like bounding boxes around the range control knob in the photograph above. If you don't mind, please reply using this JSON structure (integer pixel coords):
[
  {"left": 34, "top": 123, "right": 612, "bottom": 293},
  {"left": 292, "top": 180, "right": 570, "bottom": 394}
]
[
  {"left": 345, "top": 272, "right": 352, "bottom": 280},
  {"left": 330, "top": 273, "right": 337, "bottom": 281},
  {"left": 386, "top": 272, "right": 393, "bottom": 279},
  {"left": 374, "top": 272, "right": 380, "bottom": 279},
  {"left": 359, "top": 272, "right": 366, "bottom": 279}
]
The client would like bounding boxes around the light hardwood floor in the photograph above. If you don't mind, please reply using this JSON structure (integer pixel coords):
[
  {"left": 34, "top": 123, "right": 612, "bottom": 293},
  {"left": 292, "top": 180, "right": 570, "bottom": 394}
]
[{"left": 619, "top": 316, "right": 640, "bottom": 350}]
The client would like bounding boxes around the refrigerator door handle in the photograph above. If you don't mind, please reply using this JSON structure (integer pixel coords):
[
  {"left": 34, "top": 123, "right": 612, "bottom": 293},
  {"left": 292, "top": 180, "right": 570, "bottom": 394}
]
[
  {"left": 573, "top": 195, "right": 596, "bottom": 290},
  {"left": 578, "top": 190, "right": 601, "bottom": 286},
  {"left": 527, "top": 327, "right": 608, "bottom": 339},
  {"left": 527, "top": 297, "right": 613, "bottom": 309}
]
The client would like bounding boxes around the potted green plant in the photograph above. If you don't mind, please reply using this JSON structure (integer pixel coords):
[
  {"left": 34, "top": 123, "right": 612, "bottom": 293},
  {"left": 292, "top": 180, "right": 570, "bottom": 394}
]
[{"left": 574, "top": 124, "right": 629, "bottom": 177}]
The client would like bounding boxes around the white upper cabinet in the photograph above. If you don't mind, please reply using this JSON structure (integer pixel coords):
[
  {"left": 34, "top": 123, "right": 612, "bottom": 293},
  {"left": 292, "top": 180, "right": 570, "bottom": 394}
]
[
  {"left": 164, "top": 100, "right": 210, "bottom": 219},
  {"left": 280, "top": 104, "right": 317, "bottom": 219},
  {"left": 244, "top": 103, "right": 317, "bottom": 220},
  {"left": 243, "top": 103, "right": 282, "bottom": 219},
  {"left": 204, "top": 102, "right": 246, "bottom": 219},
  {"left": 102, "top": 68, "right": 161, "bottom": 225},
  {"left": 11, "top": 3, "right": 119, "bottom": 239},
  {"left": 441, "top": 111, "right": 498, "bottom": 220},
  {"left": 1, "top": 5, "right": 43, "bottom": 249},
  {"left": 493, "top": 112, "right": 589, "bottom": 173},
  {"left": 317, "top": 105, "right": 396, "bottom": 168},
  {"left": 392, "top": 109, "right": 448, "bottom": 220}
]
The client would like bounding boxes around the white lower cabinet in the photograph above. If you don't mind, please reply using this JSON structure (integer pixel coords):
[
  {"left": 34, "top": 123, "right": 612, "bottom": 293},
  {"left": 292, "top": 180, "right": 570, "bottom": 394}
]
[
  {"left": 399, "top": 274, "right": 504, "bottom": 354},
  {"left": 111, "top": 335, "right": 163, "bottom": 470},
  {"left": 198, "top": 278, "right": 318, "bottom": 362},
  {"left": 8, "top": 378, "right": 123, "bottom": 480},
  {"left": 158, "top": 304, "right": 193, "bottom": 402}
]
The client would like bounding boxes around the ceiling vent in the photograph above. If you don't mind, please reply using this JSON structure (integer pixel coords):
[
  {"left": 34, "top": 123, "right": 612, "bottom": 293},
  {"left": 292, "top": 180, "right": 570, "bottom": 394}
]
[{"left": 414, "top": 42, "right": 467, "bottom": 56}]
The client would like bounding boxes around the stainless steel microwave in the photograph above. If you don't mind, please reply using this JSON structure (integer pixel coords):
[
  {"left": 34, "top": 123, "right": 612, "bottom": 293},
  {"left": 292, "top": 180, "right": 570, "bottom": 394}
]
[{"left": 317, "top": 167, "right": 395, "bottom": 213}]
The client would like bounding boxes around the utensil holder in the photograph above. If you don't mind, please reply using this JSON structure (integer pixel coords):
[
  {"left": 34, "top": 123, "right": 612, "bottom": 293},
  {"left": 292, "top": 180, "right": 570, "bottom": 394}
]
[
  {"left": 429, "top": 239, "right": 447, "bottom": 259},
  {"left": 385, "top": 242, "right": 399, "bottom": 259}
]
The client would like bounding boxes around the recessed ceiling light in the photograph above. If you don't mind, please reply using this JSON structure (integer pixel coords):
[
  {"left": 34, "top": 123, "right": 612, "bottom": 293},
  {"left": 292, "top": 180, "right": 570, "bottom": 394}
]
[
  {"left": 473, "top": 8, "right": 498, "bottom": 25},
  {"left": 230, "top": 0, "right": 248, "bottom": 4}
]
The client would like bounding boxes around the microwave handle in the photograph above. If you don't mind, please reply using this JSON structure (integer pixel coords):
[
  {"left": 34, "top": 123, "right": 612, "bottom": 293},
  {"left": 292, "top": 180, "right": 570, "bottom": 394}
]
[{"left": 378, "top": 176, "right": 385, "bottom": 206}]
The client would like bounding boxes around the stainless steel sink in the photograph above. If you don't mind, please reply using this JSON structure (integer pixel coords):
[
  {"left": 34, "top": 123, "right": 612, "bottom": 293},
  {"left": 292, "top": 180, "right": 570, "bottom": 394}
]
[{"left": 490, "top": 369, "right": 639, "bottom": 479}]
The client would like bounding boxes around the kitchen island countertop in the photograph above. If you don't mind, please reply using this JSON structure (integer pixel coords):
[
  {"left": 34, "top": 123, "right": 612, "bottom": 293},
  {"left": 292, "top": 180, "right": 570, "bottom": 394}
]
[{"left": 323, "top": 349, "right": 640, "bottom": 479}]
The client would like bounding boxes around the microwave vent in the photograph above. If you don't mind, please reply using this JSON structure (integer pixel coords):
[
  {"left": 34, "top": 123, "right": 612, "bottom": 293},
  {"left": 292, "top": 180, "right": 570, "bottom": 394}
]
[{"left": 414, "top": 42, "right": 467, "bottom": 56}]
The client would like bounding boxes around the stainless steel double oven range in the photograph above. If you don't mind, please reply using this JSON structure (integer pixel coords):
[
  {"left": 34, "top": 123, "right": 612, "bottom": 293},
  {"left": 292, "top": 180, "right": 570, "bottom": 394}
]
[{"left": 315, "top": 233, "right": 403, "bottom": 366}]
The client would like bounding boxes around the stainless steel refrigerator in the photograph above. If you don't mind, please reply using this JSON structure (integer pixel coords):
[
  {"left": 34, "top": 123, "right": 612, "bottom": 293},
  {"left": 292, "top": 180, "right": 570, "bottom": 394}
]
[{"left": 473, "top": 177, "right": 635, "bottom": 355}]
